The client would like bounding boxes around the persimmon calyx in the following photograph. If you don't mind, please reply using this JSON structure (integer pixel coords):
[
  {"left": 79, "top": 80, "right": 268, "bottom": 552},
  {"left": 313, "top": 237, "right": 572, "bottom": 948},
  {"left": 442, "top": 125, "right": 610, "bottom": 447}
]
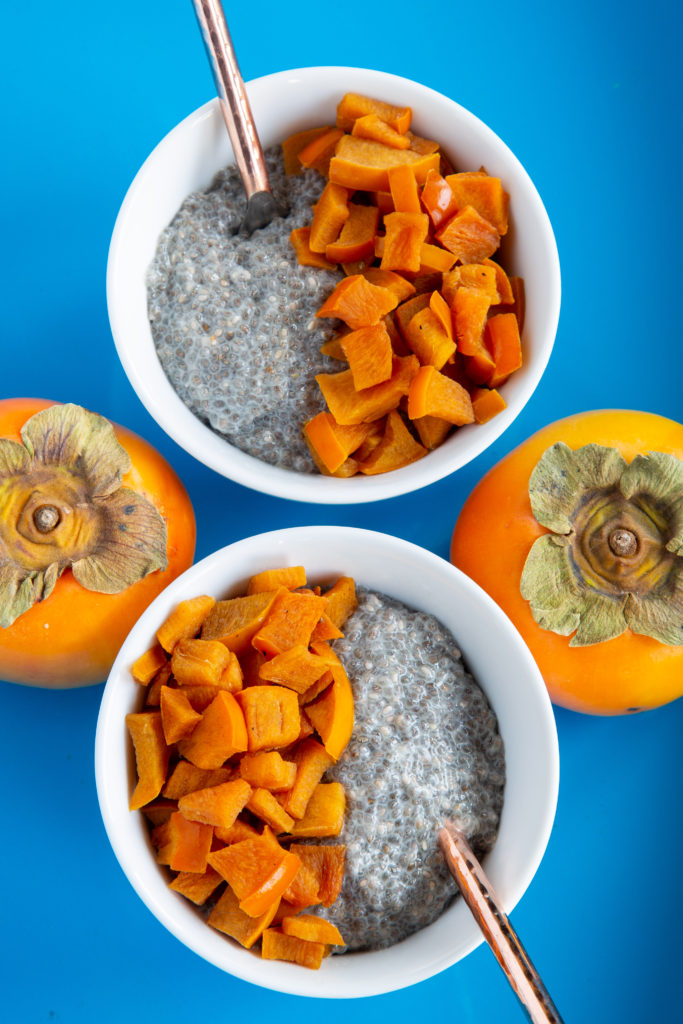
[
  {"left": 520, "top": 443, "right": 683, "bottom": 646},
  {"left": 0, "top": 403, "right": 167, "bottom": 627}
]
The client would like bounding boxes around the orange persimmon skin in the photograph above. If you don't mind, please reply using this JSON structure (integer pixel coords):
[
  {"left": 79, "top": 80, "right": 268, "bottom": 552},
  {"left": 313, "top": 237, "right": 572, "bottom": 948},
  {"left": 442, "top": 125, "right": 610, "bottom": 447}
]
[
  {"left": 450, "top": 410, "right": 683, "bottom": 715},
  {"left": 0, "top": 398, "right": 196, "bottom": 688}
]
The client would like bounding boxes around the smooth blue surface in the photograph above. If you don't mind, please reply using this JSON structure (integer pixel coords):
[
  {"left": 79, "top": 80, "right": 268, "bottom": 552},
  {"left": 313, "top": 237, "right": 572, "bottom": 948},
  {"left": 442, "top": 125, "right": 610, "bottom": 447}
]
[{"left": 1, "top": 2, "right": 681, "bottom": 1021}]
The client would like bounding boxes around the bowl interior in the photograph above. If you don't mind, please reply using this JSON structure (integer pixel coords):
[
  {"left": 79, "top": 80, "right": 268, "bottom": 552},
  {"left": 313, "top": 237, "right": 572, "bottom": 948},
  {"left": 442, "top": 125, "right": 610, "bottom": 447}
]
[
  {"left": 95, "top": 526, "right": 559, "bottom": 998},
  {"left": 107, "top": 66, "right": 560, "bottom": 503}
]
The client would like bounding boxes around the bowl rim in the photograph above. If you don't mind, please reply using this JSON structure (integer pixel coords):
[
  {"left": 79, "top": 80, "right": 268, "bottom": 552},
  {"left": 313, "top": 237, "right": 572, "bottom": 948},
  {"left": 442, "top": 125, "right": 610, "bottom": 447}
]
[
  {"left": 106, "top": 66, "right": 561, "bottom": 505},
  {"left": 95, "top": 525, "right": 560, "bottom": 998}
]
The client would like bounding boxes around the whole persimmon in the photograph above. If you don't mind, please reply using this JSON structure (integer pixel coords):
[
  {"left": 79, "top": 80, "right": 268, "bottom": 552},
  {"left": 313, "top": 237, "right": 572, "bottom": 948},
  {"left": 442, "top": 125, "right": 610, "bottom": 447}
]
[
  {"left": 0, "top": 398, "right": 196, "bottom": 688},
  {"left": 451, "top": 410, "right": 683, "bottom": 714}
]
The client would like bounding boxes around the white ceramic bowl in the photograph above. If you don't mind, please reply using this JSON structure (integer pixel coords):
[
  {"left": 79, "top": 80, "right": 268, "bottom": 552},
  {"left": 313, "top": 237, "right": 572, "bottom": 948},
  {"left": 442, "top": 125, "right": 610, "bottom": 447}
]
[
  {"left": 107, "top": 67, "right": 560, "bottom": 504},
  {"left": 95, "top": 526, "right": 559, "bottom": 998}
]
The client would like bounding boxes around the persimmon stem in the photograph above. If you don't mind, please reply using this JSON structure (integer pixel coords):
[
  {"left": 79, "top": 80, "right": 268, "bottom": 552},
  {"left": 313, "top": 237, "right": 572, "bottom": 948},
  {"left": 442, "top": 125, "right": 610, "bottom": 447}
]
[
  {"left": 608, "top": 528, "right": 638, "bottom": 558},
  {"left": 33, "top": 504, "right": 61, "bottom": 533}
]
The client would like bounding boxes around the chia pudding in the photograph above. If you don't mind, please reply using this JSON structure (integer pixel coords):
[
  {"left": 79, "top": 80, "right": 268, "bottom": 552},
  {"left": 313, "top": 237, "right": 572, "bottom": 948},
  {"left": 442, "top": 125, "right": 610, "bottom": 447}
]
[
  {"left": 327, "top": 587, "right": 505, "bottom": 952},
  {"left": 146, "top": 148, "right": 342, "bottom": 473}
]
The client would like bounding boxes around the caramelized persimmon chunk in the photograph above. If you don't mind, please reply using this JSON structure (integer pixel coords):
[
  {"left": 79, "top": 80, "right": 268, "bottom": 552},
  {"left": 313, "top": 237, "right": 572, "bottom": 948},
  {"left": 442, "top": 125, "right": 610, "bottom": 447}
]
[
  {"left": 336, "top": 93, "right": 412, "bottom": 134},
  {"left": 246, "top": 787, "right": 295, "bottom": 834},
  {"left": 325, "top": 203, "right": 379, "bottom": 265},
  {"left": 290, "top": 227, "right": 338, "bottom": 270},
  {"left": 321, "top": 577, "right": 357, "bottom": 629},
  {"left": 436, "top": 206, "right": 500, "bottom": 264},
  {"left": 171, "top": 638, "right": 243, "bottom": 691},
  {"left": 234, "top": 685, "right": 301, "bottom": 752},
  {"left": 178, "top": 778, "right": 253, "bottom": 830},
  {"left": 380, "top": 211, "right": 429, "bottom": 273},
  {"left": 131, "top": 644, "right": 168, "bottom": 685},
  {"left": 201, "top": 590, "right": 280, "bottom": 655},
  {"left": 126, "top": 711, "right": 170, "bottom": 810},
  {"left": 153, "top": 811, "right": 213, "bottom": 873},
  {"left": 316, "top": 354, "right": 419, "bottom": 426},
  {"left": 156, "top": 596, "right": 216, "bottom": 653},
  {"left": 340, "top": 322, "right": 393, "bottom": 390},
  {"left": 408, "top": 365, "right": 475, "bottom": 425},
  {"left": 258, "top": 644, "right": 331, "bottom": 694},
  {"left": 303, "top": 661, "right": 355, "bottom": 759},
  {"left": 451, "top": 287, "right": 492, "bottom": 355},
  {"left": 298, "top": 128, "right": 345, "bottom": 176},
  {"left": 169, "top": 866, "right": 223, "bottom": 905},
  {"left": 159, "top": 686, "right": 202, "bottom": 745},
  {"left": 316, "top": 274, "right": 398, "bottom": 330},
  {"left": 485, "top": 312, "right": 523, "bottom": 387},
  {"left": 252, "top": 590, "right": 328, "bottom": 657},
  {"left": 445, "top": 171, "right": 510, "bottom": 235},
  {"left": 329, "top": 136, "right": 438, "bottom": 193},
  {"left": 239, "top": 751, "right": 298, "bottom": 791},
  {"left": 282, "top": 914, "right": 345, "bottom": 947},
  {"left": 162, "top": 760, "right": 234, "bottom": 800},
  {"left": 178, "top": 691, "right": 248, "bottom": 769},
  {"left": 284, "top": 738, "right": 336, "bottom": 819},
  {"left": 303, "top": 412, "right": 372, "bottom": 475},
  {"left": 281, "top": 125, "right": 331, "bottom": 175},
  {"left": 208, "top": 886, "right": 279, "bottom": 948},
  {"left": 471, "top": 387, "right": 507, "bottom": 423},
  {"left": 357, "top": 409, "right": 427, "bottom": 475},
  {"left": 289, "top": 782, "right": 346, "bottom": 838},
  {"left": 261, "top": 928, "right": 326, "bottom": 969},
  {"left": 247, "top": 567, "right": 307, "bottom": 595},
  {"left": 288, "top": 844, "right": 346, "bottom": 907},
  {"left": 309, "top": 182, "right": 351, "bottom": 254}
]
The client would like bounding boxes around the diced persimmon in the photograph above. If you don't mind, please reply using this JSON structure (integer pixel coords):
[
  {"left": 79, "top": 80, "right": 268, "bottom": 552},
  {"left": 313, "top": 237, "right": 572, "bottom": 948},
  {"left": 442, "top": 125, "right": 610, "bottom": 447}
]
[
  {"left": 445, "top": 263, "right": 500, "bottom": 303},
  {"left": 352, "top": 418, "right": 387, "bottom": 460},
  {"left": 156, "top": 595, "right": 216, "bottom": 653},
  {"left": 178, "top": 690, "right": 248, "bottom": 769},
  {"left": 299, "top": 669, "right": 333, "bottom": 707},
  {"left": 235, "top": 685, "right": 301, "bottom": 752},
  {"left": 171, "top": 638, "right": 243, "bottom": 692},
  {"left": 178, "top": 778, "right": 252, "bottom": 830},
  {"left": 309, "top": 182, "right": 351, "bottom": 254},
  {"left": 271, "top": 900, "right": 303, "bottom": 926},
  {"left": 322, "top": 576, "right": 357, "bottom": 628},
  {"left": 464, "top": 343, "right": 496, "bottom": 386},
  {"left": 153, "top": 811, "right": 213, "bottom": 873},
  {"left": 471, "top": 387, "right": 507, "bottom": 423},
  {"left": 176, "top": 684, "right": 222, "bottom": 712},
  {"left": 316, "top": 274, "right": 398, "bottom": 330},
  {"left": 288, "top": 844, "right": 346, "bottom": 907},
  {"left": 406, "top": 131, "right": 440, "bottom": 155},
  {"left": 413, "top": 415, "right": 452, "bottom": 450},
  {"left": 246, "top": 788, "right": 295, "bottom": 834},
  {"left": 325, "top": 203, "right": 379, "bottom": 264},
  {"left": 320, "top": 336, "right": 347, "bottom": 360},
  {"left": 290, "top": 227, "right": 338, "bottom": 270},
  {"left": 394, "top": 293, "right": 431, "bottom": 340},
  {"left": 281, "top": 125, "right": 331, "bottom": 175},
  {"left": 169, "top": 866, "right": 223, "bottom": 905},
  {"left": 482, "top": 258, "right": 514, "bottom": 303},
  {"left": 436, "top": 206, "right": 501, "bottom": 263},
  {"left": 261, "top": 929, "right": 326, "bottom": 969},
  {"left": 445, "top": 172, "right": 509, "bottom": 234},
  {"left": 387, "top": 164, "right": 421, "bottom": 213},
  {"left": 162, "top": 760, "right": 234, "bottom": 800},
  {"left": 258, "top": 644, "right": 330, "bottom": 694},
  {"left": 208, "top": 885, "right": 279, "bottom": 948},
  {"left": 201, "top": 590, "right": 280, "bottom": 655},
  {"left": 486, "top": 312, "right": 523, "bottom": 387},
  {"left": 316, "top": 354, "right": 419, "bottom": 426},
  {"left": 328, "top": 135, "right": 439, "bottom": 192},
  {"left": 141, "top": 798, "right": 176, "bottom": 826},
  {"left": 214, "top": 818, "right": 260, "bottom": 845},
  {"left": 239, "top": 751, "right": 297, "bottom": 791},
  {"left": 420, "top": 168, "right": 458, "bottom": 228},
  {"left": 283, "top": 862, "right": 321, "bottom": 908},
  {"left": 336, "top": 93, "right": 411, "bottom": 134},
  {"left": 510, "top": 276, "right": 526, "bottom": 331},
  {"left": 290, "top": 782, "right": 346, "bottom": 838},
  {"left": 361, "top": 267, "right": 416, "bottom": 303},
  {"left": 144, "top": 663, "right": 170, "bottom": 706},
  {"left": 282, "top": 914, "right": 345, "bottom": 946},
  {"left": 403, "top": 306, "right": 455, "bottom": 369},
  {"left": 303, "top": 662, "right": 355, "bottom": 759},
  {"left": 253, "top": 590, "right": 328, "bottom": 657},
  {"left": 304, "top": 440, "right": 360, "bottom": 478},
  {"left": 246, "top": 567, "right": 306, "bottom": 595},
  {"left": 452, "top": 287, "right": 492, "bottom": 355},
  {"left": 351, "top": 113, "right": 411, "bottom": 149},
  {"left": 380, "top": 211, "right": 429, "bottom": 273},
  {"left": 340, "top": 322, "right": 393, "bottom": 390},
  {"left": 298, "top": 128, "right": 345, "bottom": 176},
  {"left": 211, "top": 840, "right": 301, "bottom": 918},
  {"left": 303, "top": 412, "right": 372, "bottom": 475},
  {"left": 429, "top": 290, "right": 453, "bottom": 340},
  {"left": 309, "top": 613, "right": 344, "bottom": 643},
  {"left": 283, "top": 738, "right": 335, "bottom": 818},
  {"left": 126, "top": 711, "right": 170, "bottom": 810},
  {"left": 131, "top": 644, "right": 167, "bottom": 685},
  {"left": 407, "top": 365, "right": 475, "bottom": 425},
  {"left": 159, "top": 686, "right": 202, "bottom": 745},
  {"left": 418, "top": 243, "right": 457, "bottom": 274},
  {"left": 357, "top": 408, "right": 427, "bottom": 475}
]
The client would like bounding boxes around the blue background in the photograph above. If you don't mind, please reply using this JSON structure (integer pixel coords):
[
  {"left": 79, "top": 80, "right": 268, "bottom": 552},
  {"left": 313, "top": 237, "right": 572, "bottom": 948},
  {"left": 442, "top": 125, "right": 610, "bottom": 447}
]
[{"left": 2, "top": 1, "right": 681, "bottom": 1021}]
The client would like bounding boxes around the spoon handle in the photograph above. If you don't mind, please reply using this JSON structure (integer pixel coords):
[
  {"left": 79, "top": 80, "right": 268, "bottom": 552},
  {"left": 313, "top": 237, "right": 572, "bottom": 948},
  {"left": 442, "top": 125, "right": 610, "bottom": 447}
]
[
  {"left": 191, "top": 0, "right": 270, "bottom": 198},
  {"left": 438, "top": 825, "right": 564, "bottom": 1024}
]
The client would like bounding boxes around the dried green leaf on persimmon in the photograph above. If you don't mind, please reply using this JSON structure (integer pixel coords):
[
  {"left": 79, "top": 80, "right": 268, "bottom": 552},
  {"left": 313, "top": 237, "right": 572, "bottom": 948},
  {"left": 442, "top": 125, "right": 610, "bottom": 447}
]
[{"left": 0, "top": 403, "right": 167, "bottom": 627}]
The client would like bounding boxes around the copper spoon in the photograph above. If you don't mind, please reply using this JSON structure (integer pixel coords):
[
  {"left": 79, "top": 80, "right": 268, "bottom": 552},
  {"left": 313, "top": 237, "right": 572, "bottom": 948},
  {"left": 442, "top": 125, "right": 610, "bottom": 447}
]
[
  {"left": 438, "top": 823, "right": 564, "bottom": 1023},
  {"left": 191, "top": 0, "right": 284, "bottom": 233}
]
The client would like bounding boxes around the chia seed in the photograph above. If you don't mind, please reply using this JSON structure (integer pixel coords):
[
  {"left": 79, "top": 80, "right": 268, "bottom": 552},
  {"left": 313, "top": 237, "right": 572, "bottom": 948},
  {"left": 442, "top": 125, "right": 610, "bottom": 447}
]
[
  {"left": 146, "top": 147, "right": 342, "bottom": 473},
  {"left": 326, "top": 587, "right": 505, "bottom": 952}
]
